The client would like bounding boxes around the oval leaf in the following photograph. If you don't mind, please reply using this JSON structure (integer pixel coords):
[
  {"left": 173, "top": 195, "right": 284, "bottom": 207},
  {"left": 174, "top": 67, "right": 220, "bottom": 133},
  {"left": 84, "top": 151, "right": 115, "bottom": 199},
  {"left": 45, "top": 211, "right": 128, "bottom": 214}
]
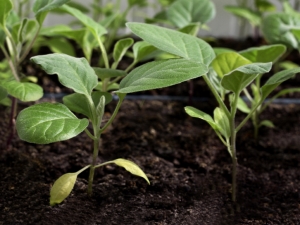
[
  {"left": 33, "top": 0, "right": 71, "bottom": 15},
  {"left": 185, "top": 106, "right": 217, "bottom": 130},
  {"left": 213, "top": 107, "right": 231, "bottom": 139},
  {"left": 221, "top": 62, "right": 272, "bottom": 94},
  {"left": 31, "top": 53, "right": 98, "bottom": 96},
  {"left": 126, "top": 22, "right": 215, "bottom": 65},
  {"left": 240, "top": 44, "right": 286, "bottom": 63},
  {"left": 133, "top": 41, "right": 157, "bottom": 62},
  {"left": 63, "top": 91, "right": 112, "bottom": 118},
  {"left": 16, "top": 102, "right": 89, "bottom": 144},
  {"left": 113, "top": 158, "right": 150, "bottom": 184},
  {"left": 93, "top": 67, "right": 126, "bottom": 81},
  {"left": 113, "top": 38, "right": 134, "bottom": 66},
  {"left": 117, "top": 59, "right": 208, "bottom": 94},
  {"left": 0, "top": 0, "right": 13, "bottom": 27},
  {"left": 2, "top": 81, "right": 43, "bottom": 102},
  {"left": 50, "top": 172, "right": 77, "bottom": 206},
  {"left": 261, "top": 67, "right": 300, "bottom": 100},
  {"left": 167, "top": 0, "right": 215, "bottom": 28},
  {"left": 212, "top": 52, "right": 252, "bottom": 78},
  {"left": 261, "top": 13, "right": 300, "bottom": 49}
]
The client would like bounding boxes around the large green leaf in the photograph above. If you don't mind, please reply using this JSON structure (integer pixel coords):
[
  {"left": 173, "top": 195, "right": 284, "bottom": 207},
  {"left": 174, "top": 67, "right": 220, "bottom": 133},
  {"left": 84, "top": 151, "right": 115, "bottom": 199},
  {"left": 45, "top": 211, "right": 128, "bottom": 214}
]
[
  {"left": 261, "top": 68, "right": 300, "bottom": 100},
  {"left": 31, "top": 54, "right": 98, "bottom": 96},
  {"left": 60, "top": 4, "right": 107, "bottom": 38},
  {"left": 221, "top": 62, "right": 272, "bottom": 94},
  {"left": 16, "top": 102, "right": 89, "bottom": 144},
  {"left": 0, "top": 0, "right": 13, "bottom": 28},
  {"left": 212, "top": 52, "right": 252, "bottom": 78},
  {"left": 2, "top": 81, "right": 43, "bottom": 102},
  {"left": 224, "top": 6, "right": 261, "bottom": 27},
  {"left": 63, "top": 92, "right": 112, "bottom": 118},
  {"left": 45, "top": 37, "right": 76, "bottom": 56},
  {"left": 117, "top": 59, "right": 208, "bottom": 93},
  {"left": 167, "top": 0, "right": 215, "bottom": 28},
  {"left": 126, "top": 22, "right": 215, "bottom": 65},
  {"left": 261, "top": 12, "right": 300, "bottom": 49},
  {"left": 239, "top": 44, "right": 286, "bottom": 63},
  {"left": 0, "top": 28, "right": 6, "bottom": 47}
]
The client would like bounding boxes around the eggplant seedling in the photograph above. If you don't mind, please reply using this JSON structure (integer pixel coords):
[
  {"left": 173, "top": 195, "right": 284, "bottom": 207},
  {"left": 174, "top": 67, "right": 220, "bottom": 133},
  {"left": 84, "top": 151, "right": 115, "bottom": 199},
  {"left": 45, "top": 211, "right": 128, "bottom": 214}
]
[
  {"left": 125, "top": 22, "right": 300, "bottom": 201},
  {"left": 16, "top": 46, "right": 207, "bottom": 205}
]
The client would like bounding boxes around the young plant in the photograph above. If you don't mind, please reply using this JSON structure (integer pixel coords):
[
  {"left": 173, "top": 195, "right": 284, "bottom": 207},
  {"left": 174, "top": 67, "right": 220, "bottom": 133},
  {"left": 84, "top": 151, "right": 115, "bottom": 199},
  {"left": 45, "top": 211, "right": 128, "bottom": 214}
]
[
  {"left": 125, "top": 22, "right": 300, "bottom": 201},
  {"left": 15, "top": 43, "right": 207, "bottom": 205},
  {"left": 0, "top": 0, "right": 70, "bottom": 147},
  {"left": 225, "top": 0, "right": 276, "bottom": 38},
  {"left": 237, "top": 44, "right": 300, "bottom": 139}
]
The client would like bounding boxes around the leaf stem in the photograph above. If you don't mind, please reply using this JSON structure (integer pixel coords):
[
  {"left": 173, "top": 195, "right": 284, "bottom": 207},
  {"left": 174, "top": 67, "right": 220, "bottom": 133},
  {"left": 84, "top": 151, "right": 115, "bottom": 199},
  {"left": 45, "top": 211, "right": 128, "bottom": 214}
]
[
  {"left": 203, "top": 75, "right": 231, "bottom": 118},
  {"left": 99, "top": 93, "right": 126, "bottom": 133},
  {"left": 96, "top": 36, "right": 110, "bottom": 69}
]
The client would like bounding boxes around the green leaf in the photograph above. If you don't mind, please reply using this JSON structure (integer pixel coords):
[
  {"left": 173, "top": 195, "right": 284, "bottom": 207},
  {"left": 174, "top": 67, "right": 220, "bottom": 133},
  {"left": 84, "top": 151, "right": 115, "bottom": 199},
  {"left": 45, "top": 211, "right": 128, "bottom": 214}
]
[
  {"left": 60, "top": 4, "right": 107, "bottom": 38},
  {"left": 261, "top": 68, "right": 300, "bottom": 100},
  {"left": 240, "top": 44, "right": 286, "bottom": 63},
  {"left": 126, "top": 22, "right": 215, "bottom": 65},
  {"left": 184, "top": 106, "right": 217, "bottom": 130},
  {"left": 167, "top": 0, "right": 215, "bottom": 28},
  {"left": 31, "top": 54, "right": 98, "bottom": 96},
  {"left": 133, "top": 41, "right": 157, "bottom": 62},
  {"left": 0, "top": 85, "right": 8, "bottom": 101},
  {"left": 221, "top": 62, "right": 272, "bottom": 94},
  {"left": 50, "top": 172, "right": 77, "bottom": 206},
  {"left": 237, "top": 97, "right": 250, "bottom": 113},
  {"left": 117, "top": 59, "right": 208, "bottom": 94},
  {"left": 0, "top": 28, "right": 5, "bottom": 47},
  {"left": 213, "top": 107, "right": 231, "bottom": 139},
  {"left": 93, "top": 67, "right": 126, "bottom": 81},
  {"left": 279, "top": 60, "right": 299, "bottom": 70},
  {"left": 259, "top": 120, "right": 275, "bottom": 128},
  {"left": 212, "top": 52, "right": 252, "bottom": 78},
  {"left": 213, "top": 47, "right": 235, "bottom": 55},
  {"left": 96, "top": 95, "right": 105, "bottom": 119},
  {"left": 177, "top": 23, "right": 200, "bottom": 36},
  {"left": 224, "top": 6, "right": 261, "bottom": 27},
  {"left": 46, "top": 37, "right": 76, "bottom": 56},
  {"left": 261, "top": 12, "right": 300, "bottom": 49},
  {"left": 2, "top": 81, "right": 43, "bottom": 102},
  {"left": 0, "top": 0, "right": 13, "bottom": 28},
  {"left": 16, "top": 102, "right": 89, "bottom": 144},
  {"left": 113, "top": 38, "right": 134, "bottom": 67},
  {"left": 255, "top": 0, "right": 276, "bottom": 12},
  {"left": 112, "top": 158, "right": 150, "bottom": 184},
  {"left": 63, "top": 92, "right": 112, "bottom": 118},
  {"left": 33, "top": 0, "right": 70, "bottom": 24}
]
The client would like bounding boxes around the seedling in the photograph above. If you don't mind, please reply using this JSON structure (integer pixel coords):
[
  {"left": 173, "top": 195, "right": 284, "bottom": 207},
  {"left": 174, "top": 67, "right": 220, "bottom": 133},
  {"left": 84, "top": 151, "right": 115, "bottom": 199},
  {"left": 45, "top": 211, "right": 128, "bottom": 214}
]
[
  {"left": 0, "top": 0, "right": 70, "bottom": 147},
  {"left": 15, "top": 40, "right": 206, "bottom": 205},
  {"left": 125, "top": 22, "right": 300, "bottom": 201},
  {"left": 236, "top": 44, "right": 300, "bottom": 139}
]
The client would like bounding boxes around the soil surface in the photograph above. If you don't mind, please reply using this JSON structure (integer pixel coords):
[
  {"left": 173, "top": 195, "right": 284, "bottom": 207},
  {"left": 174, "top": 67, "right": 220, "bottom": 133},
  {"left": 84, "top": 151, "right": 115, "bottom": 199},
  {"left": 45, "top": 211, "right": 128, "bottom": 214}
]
[{"left": 1, "top": 98, "right": 300, "bottom": 225}]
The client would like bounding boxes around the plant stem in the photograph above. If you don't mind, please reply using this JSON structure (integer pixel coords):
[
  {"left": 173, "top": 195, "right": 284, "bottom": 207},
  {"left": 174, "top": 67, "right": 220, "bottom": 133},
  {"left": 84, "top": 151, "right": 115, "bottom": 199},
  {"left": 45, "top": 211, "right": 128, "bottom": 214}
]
[
  {"left": 87, "top": 132, "right": 100, "bottom": 195},
  {"left": 96, "top": 36, "right": 110, "bottom": 69},
  {"left": 230, "top": 93, "right": 239, "bottom": 202},
  {"left": 100, "top": 93, "right": 126, "bottom": 133},
  {"left": 203, "top": 75, "right": 231, "bottom": 118}
]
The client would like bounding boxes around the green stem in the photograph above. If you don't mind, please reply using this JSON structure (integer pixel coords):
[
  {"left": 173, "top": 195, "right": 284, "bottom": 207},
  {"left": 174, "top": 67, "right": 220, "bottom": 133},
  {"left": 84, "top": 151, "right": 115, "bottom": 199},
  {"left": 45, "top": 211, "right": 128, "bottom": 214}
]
[
  {"left": 1, "top": 46, "right": 19, "bottom": 81},
  {"left": 203, "top": 75, "right": 231, "bottom": 118},
  {"left": 96, "top": 36, "right": 110, "bottom": 69},
  {"left": 230, "top": 93, "right": 239, "bottom": 202},
  {"left": 19, "top": 26, "right": 41, "bottom": 63},
  {"left": 100, "top": 93, "right": 126, "bottom": 133}
]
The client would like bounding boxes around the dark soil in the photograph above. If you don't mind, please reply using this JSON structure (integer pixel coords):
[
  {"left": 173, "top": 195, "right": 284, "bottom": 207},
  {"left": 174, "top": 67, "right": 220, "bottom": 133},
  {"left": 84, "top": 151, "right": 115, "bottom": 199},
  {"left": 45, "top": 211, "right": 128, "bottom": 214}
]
[{"left": 1, "top": 98, "right": 300, "bottom": 225}]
